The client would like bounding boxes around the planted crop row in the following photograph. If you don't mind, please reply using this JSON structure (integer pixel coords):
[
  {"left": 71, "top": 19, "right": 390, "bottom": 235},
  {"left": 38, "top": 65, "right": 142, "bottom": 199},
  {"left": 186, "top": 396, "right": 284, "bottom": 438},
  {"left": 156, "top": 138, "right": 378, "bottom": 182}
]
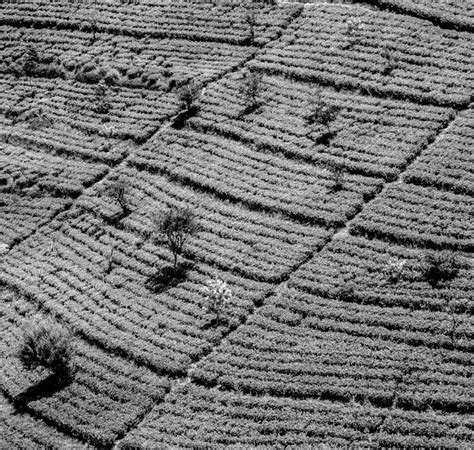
[
  {"left": 0, "top": 116, "right": 129, "bottom": 164},
  {"left": 0, "top": 142, "right": 108, "bottom": 197},
  {"left": 0, "top": 193, "right": 70, "bottom": 249},
  {"left": 0, "top": 26, "right": 256, "bottom": 90},
  {"left": 351, "top": 183, "right": 474, "bottom": 251},
  {"left": 251, "top": 4, "right": 473, "bottom": 106},
  {"left": 293, "top": 234, "right": 472, "bottom": 313},
  {"left": 131, "top": 127, "right": 383, "bottom": 227},
  {"left": 0, "top": 289, "right": 170, "bottom": 447},
  {"left": 76, "top": 166, "right": 331, "bottom": 282},
  {"left": 0, "top": 391, "right": 86, "bottom": 449},
  {"left": 1, "top": 211, "right": 273, "bottom": 374},
  {"left": 0, "top": 75, "right": 179, "bottom": 141},
  {"left": 362, "top": 0, "right": 474, "bottom": 30},
  {"left": 191, "top": 313, "right": 472, "bottom": 413},
  {"left": 404, "top": 106, "right": 474, "bottom": 196},
  {"left": 0, "top": 1, "right": 301, "bottom": 46},
  {"left": 191, "top": 73, "right": 454, "bottom": 180},
  {"left": 120, "top": 383, "right": 473, "bottom": 448},
  {"left": 264, "top": 289, "right": 473, "bottom": 352}
]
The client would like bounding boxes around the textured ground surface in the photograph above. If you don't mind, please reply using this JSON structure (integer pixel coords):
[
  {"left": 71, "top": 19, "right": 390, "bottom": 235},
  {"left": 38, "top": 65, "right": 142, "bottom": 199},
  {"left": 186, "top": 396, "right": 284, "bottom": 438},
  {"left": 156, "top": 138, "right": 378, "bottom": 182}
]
[{"left": 0, "top": 0, "right": 473, "bottom": 447}]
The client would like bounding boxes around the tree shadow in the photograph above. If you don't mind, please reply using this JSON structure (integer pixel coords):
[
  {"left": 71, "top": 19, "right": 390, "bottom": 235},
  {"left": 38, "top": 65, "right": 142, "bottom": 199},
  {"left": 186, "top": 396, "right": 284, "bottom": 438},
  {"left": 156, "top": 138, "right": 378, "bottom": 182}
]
[
  {"left": 146, "top": 261, "right": 194, "bottom": 294},
  {"left": 13, "top": 372, "right": 73, "bottom": 412},
  {"left": 315, "top": 130, "right": 336, "bottom": 146}
]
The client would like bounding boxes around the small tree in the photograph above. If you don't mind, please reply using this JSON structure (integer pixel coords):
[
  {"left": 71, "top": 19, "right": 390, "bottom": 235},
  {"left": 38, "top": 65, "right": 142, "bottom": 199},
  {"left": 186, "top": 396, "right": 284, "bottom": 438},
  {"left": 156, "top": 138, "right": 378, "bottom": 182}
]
[
  {"left": 306, "top": 96, "right": 341, "bottom": 135},
  {"left": 203, "top": 276, "right": 232, "bottom": 325},
  {"left": 441, "top": 292, "right": 468, "bottom": 347},
  {"left": 93, "top": 80, "right": 110, "bottom": 114},
  {"left": 239, "top": 69, "right": 263, "bottom": 115},
  {"left": 104, "top": 179, "right": 131, "bottom": 217},
  {"left": 244, "top": 7, "right": 257, "bottom": 45},
  {"left": 327, "top": 161, "right": 345, "bottom": 192},
  {"left": 176, "top": 80, "right": 201, "bottom": 112},
  {"left": 423, "top": 250, "right": 461, "bottom": 287},
  {"left": 18, "top": 315, "right": 74, "bottom": 382},
  {"left": 154, "top": 207, "right": 199, "bottom": 270}
]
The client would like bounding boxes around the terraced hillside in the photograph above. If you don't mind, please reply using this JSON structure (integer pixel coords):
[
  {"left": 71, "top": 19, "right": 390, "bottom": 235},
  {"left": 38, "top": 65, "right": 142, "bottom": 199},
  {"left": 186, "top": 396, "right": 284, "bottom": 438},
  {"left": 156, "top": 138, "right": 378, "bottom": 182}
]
[{"left": 1, "top": 0, "right": 473, "bottom": 447}]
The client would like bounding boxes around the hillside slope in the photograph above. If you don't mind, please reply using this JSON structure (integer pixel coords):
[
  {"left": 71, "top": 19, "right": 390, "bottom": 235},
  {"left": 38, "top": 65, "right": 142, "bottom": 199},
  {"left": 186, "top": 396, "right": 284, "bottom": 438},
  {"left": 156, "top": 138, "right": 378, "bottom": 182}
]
[{"left": 1, "top": 0, "right": 473, "bottom": 447}]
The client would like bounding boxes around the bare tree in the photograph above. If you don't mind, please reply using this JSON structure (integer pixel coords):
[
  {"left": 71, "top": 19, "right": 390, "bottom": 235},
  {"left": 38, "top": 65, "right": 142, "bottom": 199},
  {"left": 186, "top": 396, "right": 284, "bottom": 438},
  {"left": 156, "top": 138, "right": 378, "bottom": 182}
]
[
  {"left": 239, "top": 69, "right": 263, "bottom": 115},
  {"left": 154, "top": 207, "right": 199, "bottom": 270}
]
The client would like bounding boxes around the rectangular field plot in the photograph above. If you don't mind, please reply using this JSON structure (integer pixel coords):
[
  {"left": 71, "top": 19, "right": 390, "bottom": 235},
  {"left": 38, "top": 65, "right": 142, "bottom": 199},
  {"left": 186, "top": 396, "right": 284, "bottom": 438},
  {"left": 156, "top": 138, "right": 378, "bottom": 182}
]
[
  {"left": 292, "top": 235, "right": 473, "bottom": 314},
  {"left": 0, "top": 116, "right": 129, "bottom": 164},
  {"left": 404, "top": 107, "right": 474, "bottom": 195},
  {"left": 1, "top": 289, "right": 170, "bottom": 447},
  {"left": 0, "top": 1, "right": 301, "bottom": 45},
  {"left": 0, "top": 75, "right": 179, "bottom": 141},
  {"left": 1, "top": 391, "right": 87, "bottom": 449},
  {"left": 369, "top": 0, "right": 474, "bottom": 29},
  {"left": 191, "top": 309, "right": 472, "bottom": 414},
  {"left": 0, "top": 142, "right": 108, "bottom": 197},
  {"left": 251, "top": 4, "right": 474, "bottom": 106},
  {"left": 75, "top": 166, "right": 331, "bottom": 282},
  {"left": 131, "top": 128, "right": 383, "bottom": 227},
  {"left": 351, "top": 183, "right": 474, "bottom": 250},
  {"left": 0, "top": 26, "right": 256, "bottom": 90},
  {"left": 1, "top": 212, "right": 273, "bottom": 375},
  {"left": 0, "top": 193, "right": 70, "bottom": 249},
  {"left": 190, "top": 73, "right": 454, "bottom": 180},
  {"left": 119, "top": 384, "right": 473, "bottom": 448}
]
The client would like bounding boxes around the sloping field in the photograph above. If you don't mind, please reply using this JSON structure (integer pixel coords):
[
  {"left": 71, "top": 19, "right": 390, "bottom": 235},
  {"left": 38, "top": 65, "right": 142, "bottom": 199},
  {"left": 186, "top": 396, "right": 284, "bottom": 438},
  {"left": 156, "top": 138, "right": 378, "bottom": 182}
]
[{"left": 0, "top": 0, "right": 473, "bottom": 447}]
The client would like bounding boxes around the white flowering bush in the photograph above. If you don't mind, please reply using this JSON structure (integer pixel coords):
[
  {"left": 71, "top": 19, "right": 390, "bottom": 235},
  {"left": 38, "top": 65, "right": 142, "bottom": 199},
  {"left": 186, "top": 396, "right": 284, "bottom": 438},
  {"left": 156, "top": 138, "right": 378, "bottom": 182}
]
[
  {"left": 386, "top": 258, "right": 407, "bottom": 283},
  {"left": 345, "top": 17, "right": 364, "bottom": 36},
  {"left": 202, "top": 277, "right": 232, "bottom": 324}
]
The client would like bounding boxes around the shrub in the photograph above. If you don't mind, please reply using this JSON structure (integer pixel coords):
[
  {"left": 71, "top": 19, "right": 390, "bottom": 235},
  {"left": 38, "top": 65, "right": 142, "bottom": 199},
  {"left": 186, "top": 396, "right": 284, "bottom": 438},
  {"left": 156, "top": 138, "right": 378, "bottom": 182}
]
[
  {"left": 239, "top": 69, "right": 263, "bottom": 115},
  {"left": 344, "top": 17, "right": 364, "bottom": 45},
  {"left": 203, "top": 277, "right": 232, "bottom": 325},
  {"left": 335, "top": 281, "right": 357, "bottom": 301},
  {"left": 153, "top": 207, "right": 199, "bottom": 269},
  {"left": 381, "top": 48, "right": 399, "bottom": 76},
  {"left": 423, "top": 250, "right": 461, "bottom": 287},
  {"left": 385, "top": 258, "right": 407, "bottom": 284},
  {"left": 18, "top": 315, "right": 74, "bottom": 382}
]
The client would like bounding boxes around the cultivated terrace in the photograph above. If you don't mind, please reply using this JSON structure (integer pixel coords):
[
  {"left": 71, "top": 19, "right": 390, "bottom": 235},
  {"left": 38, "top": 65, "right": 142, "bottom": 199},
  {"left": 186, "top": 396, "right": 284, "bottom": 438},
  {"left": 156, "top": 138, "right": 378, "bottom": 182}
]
[{"left": 0, "top": 0, "right": 473, "bottom": 447}]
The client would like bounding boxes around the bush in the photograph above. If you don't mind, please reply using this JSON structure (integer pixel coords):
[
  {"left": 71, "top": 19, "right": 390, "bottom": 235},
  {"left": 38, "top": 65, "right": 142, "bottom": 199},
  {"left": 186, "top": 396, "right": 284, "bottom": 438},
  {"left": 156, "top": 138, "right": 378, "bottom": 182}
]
[
  {"left": 153, "top": 207, "right": 199, "bottom": 269},
  {"left": 423, "top": 250, "right": 461, "bottom": 287},
  {"left": 18, "top": 315, "right": 74, "bottom": 382}
]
